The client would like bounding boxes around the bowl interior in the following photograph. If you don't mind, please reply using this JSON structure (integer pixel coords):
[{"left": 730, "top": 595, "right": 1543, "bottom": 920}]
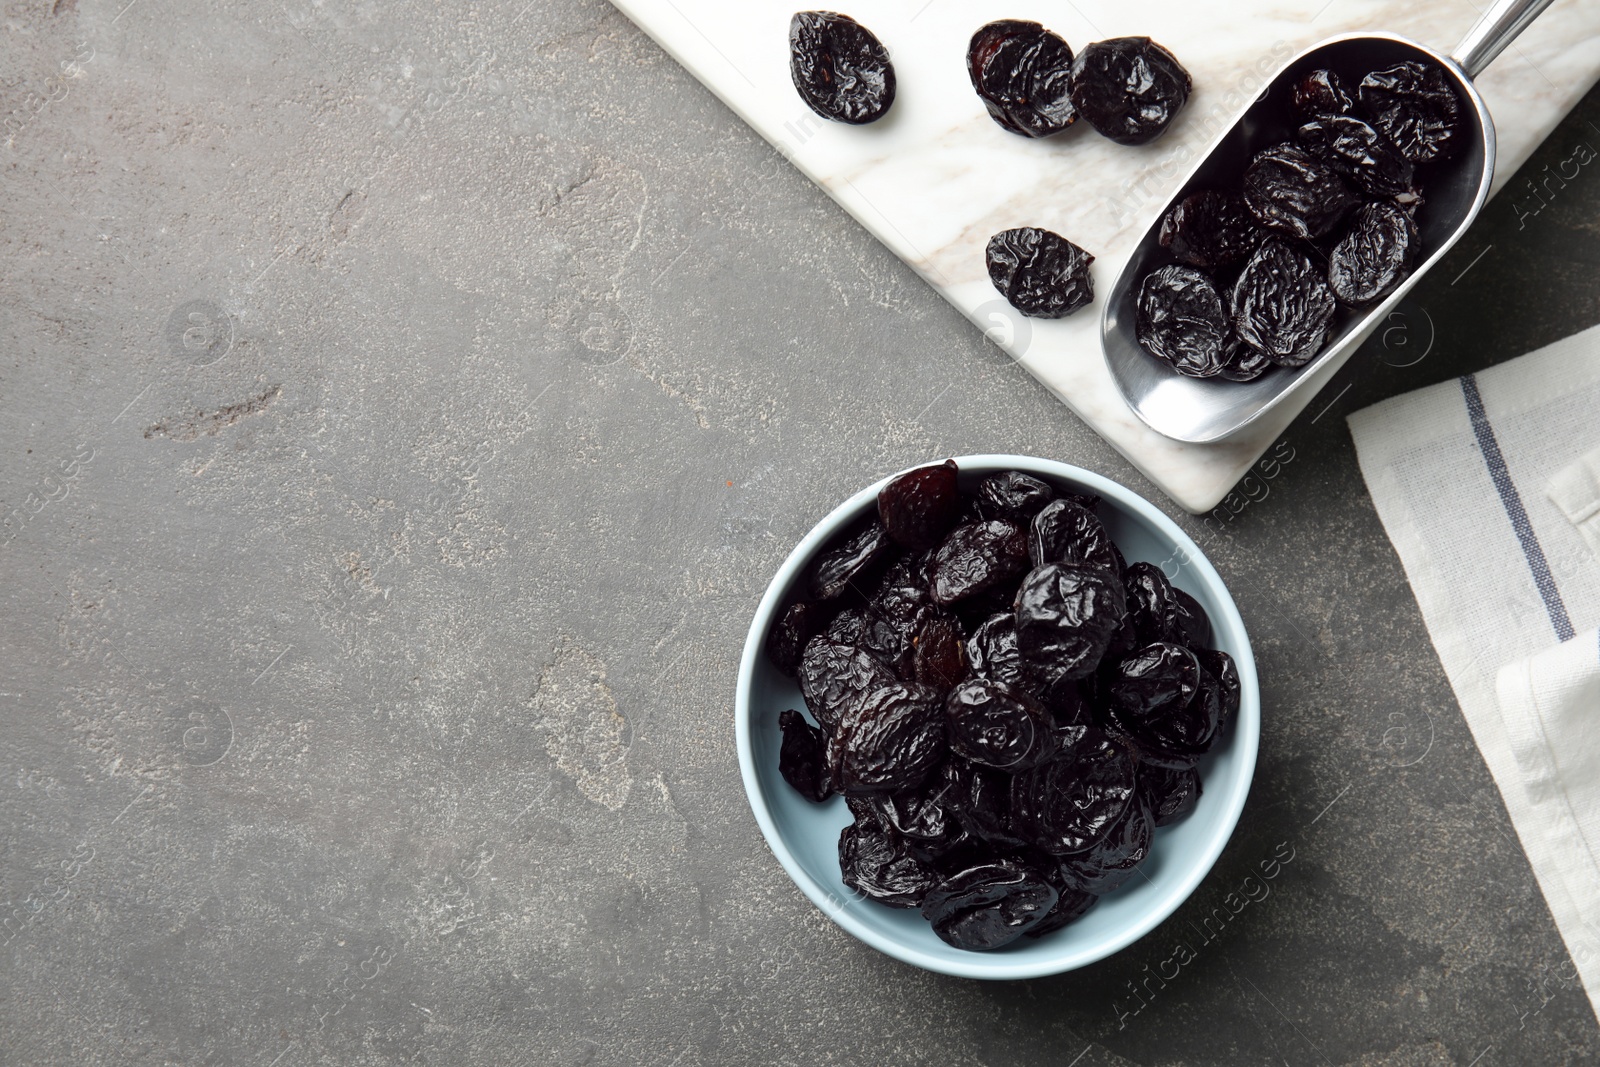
[{"left": 736, "top": 456, "right": 1259, "bottom": 980}]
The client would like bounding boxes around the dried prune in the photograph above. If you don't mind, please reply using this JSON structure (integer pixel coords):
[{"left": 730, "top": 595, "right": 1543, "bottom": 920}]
[
  {"left": 1015, "top": 562, "right": 1127, "bottom": 688},
  {"left": 1058, "top": 793, "right": 1153, "bottom": 895},
  {"left": 1358, "top": 60, "right": 1462, "bottom": 163},
  {"left": 879, "top": 459, "right": 962, "bottom": 550},
  {"left": 968, "top": 20, "right": 1077, "bottom": 138},
  {"left": 1195, "top": 648, "right": 1241, "bottom": 731},
  {"left": 1011, "top": 727, "right": 1137, "bottom": 854},
  {"left": 986, "top": 227, "right": 1095, "bottom": 319},
  {"left": 944, "top": 761, "right": 1027, "bottom": 848},
  {"left": 1142, "top": 764, "right": 1202, "bottom": 826},
  {"left": 1230, "top": 239, "right": 1336, "bottom": 367},
  {"left": 1297, "top": 115, "right": 1420, "bottom": 205},
  {"left": 1105, "top": 645, "right": 1221, "bottom": 768},
  {"left": 1291, "top": 68, "right": 1353, "bottom": 121},
  {"left": 1158, "top": 190, "right": 1260, "bottom": 271},
  {"left": 1328, "top": 200, "right": 1419, "bottom": 307},
  {"left": 945, "top": 678, "right": 1056, "bottom": 770},
  {"left": 1123, "top": 562, "right": 1188, "bottom": 648},
  {"left": 768, "top": 601, "right": 824, "bottom": 676},
  {"left": 1218, "top": 342, "right": 1273, "bottom": 383},
  {"left": 1068, "top": 37, "right": 1191, "bottom": 145},
  {"left": 1026, "top": 878, "right": 1096, "bottom": 937},
  {"left": 1243, "top": 143, "right": 1357, "bottom": 240},
  {"left": 1107, "top": 641, "right": 1201, "bottom": 716},
  {"left": 798, "top": 636, "right": 897, "bottom": 730},
  {"left": 827, "top": 682, "right": 944, "bottom": 794},
  {"left": 778, "top": 709, "right": 833, "bottom": 802},
  {"left": 929, "top": 519, "right": 1029, "bottom": 604},
  {"left": 825, "top": 606, "right": 868, "bottom": 645},
  {"left": 912, "top": 614, "right": 968, "bottom": 691},
  {"left": 868, "top": 777, "right": 951, "bottom": 841},
  {"left": 1029, "top": 499, "right": 1120, "bottom": 578},
  {"left": 1172, "top": 587, "right": 1211, "bottom": 647},
  {"left": 977, "top": 470, "right": 1056, "bottom": 523},
  {"left": 839, "top": 821, "right": 938, "bottom": 908},
  {"left": 920, "top": 861, "right": 1058, "bottom": 950},
  {"left": 966, "top": 613, "right": 1024, "bottom": 689},
  {"left": 1136, "top": 265, "right": 1232, "bottom": 378},
  {"left": 789, "top": 11, "right": 895, "bottom": 125},
  {"left": 807, "top": 518, "right": 894, "bottom": 600}
]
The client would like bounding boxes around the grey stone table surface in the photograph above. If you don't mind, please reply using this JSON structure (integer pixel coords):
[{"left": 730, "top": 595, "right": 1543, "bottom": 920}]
[{"left": 4, "top": 1, "right": 1600, "bottom": 1064}]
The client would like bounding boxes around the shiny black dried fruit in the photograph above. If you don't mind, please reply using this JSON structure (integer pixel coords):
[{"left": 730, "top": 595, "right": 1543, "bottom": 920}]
[
  {"left": 968, "top": 20, "right": 1077, "bottom": 137},
  {"left": 1068, "top": 36, "right": 1191, "bottom": 145},
  {"left": 807, "top": 517, "right": 894, "bottom": 600},
  {"left": 1107, "top": 641, "right": 1201, "bottom": 717},
  {"left": 1122, "top": 562, "right": 1210, "bottom": 647},
  {"left": 789, "top": 11, "right": 896, "bottom": 125},
  {"left": 1194, "top": 647, "right": 1241, "bottom": 732},
  {"left": 945, "top": 678, "right": 1056, "bottom": 770},
  {"left": 1026, "top": 879, "right": 1096, "bottom": 937},
  {"left": 1328, "top": 200, "right": 1419, "bottom": 307},
  {"left": 1142, "top": 764, "right": 1202, "bottom": 826},
  {"left": 929, "top": 519, "right": 1029, "bottom": 605},
  {"left": 1136, "top": 265, "right": 1232, "bottom": 379},
  {"left": 1015, "top": 562, "right": 1127, "bottom": 688},
  {"left": 1243, "top": 142, "right": 1357, "bottom": 240},
  {"left": 1058, "top": 792, "right": 1153, "bottom": 895},
  {"left": 912, "top": 614, "right": 969, "bottom": 691},
  {"left": 839, "top": 820, "right": 939, "bottom": 908},
  {"left": 1011, "top": 727, "right": 1137, "bottom": 854},
  {"left": 920, "top": 861, "right": 1058, "bottom": 950},
  {"left": 944, "top": 761, "right": 1027, "bottom": 848},
  {"left": 1358, "top": 60, "right": 1462, "bottom": 163},
  {"left": 879, "top": 459, "right": 962, "bottom": 550},
  {"left": 1172, "top": 587, "right": 1211, "bottom": 647},
  {"left": 966, "top": 613, "right": 1024, "bottom": 689},
  {"left": 1105, "top": 644, "right": 1221, "bottom": 769},
  {"left": 1291, "top": 68, "right": 1353, "bottom": 121},
  {"left": 1231, "top": 239, "right": 1336, "bottom": 367},
  {"left": 1218, "top": 342, "right": 1273, "bottom": 383},
  {"left": 977, "top": 470, "right": 1056, "bottom": 523},
  {"left": 1029, "top": 499, "right": 1120, "bottom": 578},
  {"left": 1158, "top": 190, "right": 1260, "bottom": 271},
  {"left": 768, "top": 601, "right": 824, "bottom": 675},
  {"left": 798, "top": 636, "right": 897, "bottom": 731},
  {"left": 827, "top": 681, "right": 945, "bottom": 794},
  {"left": 1297, "top": 114, "right": 1420, "bottom": 205},
  {"left": 778, "top": 709, "right": 833, "bottom": 802},
  {"left": 986, "top": 227, "right": 1095, "bottom": 319}
]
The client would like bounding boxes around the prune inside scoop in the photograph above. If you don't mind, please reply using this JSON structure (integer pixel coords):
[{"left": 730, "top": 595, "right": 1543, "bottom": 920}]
[
  {"left": 1328, "top": 200, "right": 1419, "bottom": 307},
  {"left": 1230, "top": 239, "right": 1337, "bottom": 368},
  {"left": 1136, "top": 265, "right": 1233, "bottom": 379},
  {"left": 1358, "top": 59, "right": 1463, "bottom": 163},
  {"left": 1243, "top": 142, "right": 1357, "bottom": 241}
]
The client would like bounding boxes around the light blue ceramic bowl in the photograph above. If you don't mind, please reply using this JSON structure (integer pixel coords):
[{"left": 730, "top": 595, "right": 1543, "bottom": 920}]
[{"left": 734, "top": 455, "right": 1259, "bottom": 980}]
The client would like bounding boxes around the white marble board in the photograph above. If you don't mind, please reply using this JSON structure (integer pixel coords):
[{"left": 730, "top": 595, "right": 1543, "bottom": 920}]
[{"left": 608, "top": 0, "right": 1600, "bottom": 511}]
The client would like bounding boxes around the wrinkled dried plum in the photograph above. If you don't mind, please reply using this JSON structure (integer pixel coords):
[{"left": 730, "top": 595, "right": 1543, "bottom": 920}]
[
  {"left": 1122, "top": 561, "right": 1188, "bottom": 648},
  {"left": 768, "top": 601, "right": 824, "bottom": 676},
  {"left": 1195, "top": 647, "right": 1241, "bottom": 731},
  {"left": 1026, "top": 877, "right": 1097, "bottom": 937},
  {"left": 839, "top": 820, "right": 938, "bottom": 908},
  {"left": 828, "top": 682, "right": 945, "bottom": 794},
  {"left": 912, "top": 614, "right": 969, "bottom": 690},
  {"left": 1068, "top": 36, "right": 1191, "bottom": 145},
  {"left": 790, "top": 11, "right": 895, "bottom": 125},
  {"left": 1329, "top": 200, "right": 1419, "bottom": 307},
  {"left": 1142, "top": 764, "right": 1202, "bottom": 826},
  {"left": 977, "top": 470, "right": 1056, "bottom": 523},
  {"left": 1158, "top": 190, "right": 1260, "bottom": 271},
  {"left": 929, "top": 519, "right": 1029, "bottom": 605},
  {"left": 798, "top": 636, "right": 897, "bottom": 730},
  {"left": 1358, "top": 60, "right": 1462, "bottom": 163},
  {"left": 1231, "top": 239, "right": 1336, "bottom": 367},
  {"left": 868, "top": 778, "right": 951, "bottom": 841},
  {"left": 807, "top": 518, "right": 894, "bottom": 600},
  {"left": 968, "top": 20, "right": 1077, "bottom": 138},
  {"left": 1136, "top": 265, "right": 1232, "bottom": 378},
  {"left": 1298, "top": 115, "right": 1420, "bottom": 205},
  {"left": 1243, "top": 143, "right": 1357, "bottom": 240},
  {"left": 1015, "top": 563, "right": 1127, "bottom": 688},
  {"left": 966, "top": 613, "right": 1024, "bottom": 689},
  {"left": 778, "top": 709, "right": 833, "bottom": 802},
  {"left": 920, "top": 861, "right": 1058, "bottom": 950},
  {"left": 945, "top": 678, "right": 1057, "bottom": 770},
  {"left": 1173, "top": 587, "right": 1211, "bottom": 647},
  {"left": 944, "top": 761, "right": 1027, "bottom": 848},
  {"left": 1218, "top": 342, "right": 1273, "bottom": 383},
  {"left": 1105, "top": 645, "right": 1221, "bottom": 768},
  {"left": 1107, "top": 641, "right": 1201, "bottom": 717},
  {"left": 1011, "top": 727, "right": 1137, "bottom": 854},
  {"left": 825, "top": 606, "right": 868, "bottom": 645},
  {"left": 1029, "top": 499, "right": 1120, "bottom": 578},
  {"left": 1291, "top": 68, "right": 1353, "bottom": 121},
  {"left": 986, "top": 227, "right": 1095, "bottom": 319},
  {"left": 1058, "top": 792, "right": 1153, "bottom": 894},
  {"left": 879, "top": 460, "right": 962, "bottom": 550}
]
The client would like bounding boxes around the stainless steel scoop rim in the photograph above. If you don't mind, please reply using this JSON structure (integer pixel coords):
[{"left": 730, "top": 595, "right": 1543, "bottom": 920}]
[{"left": 1100, "top": 31, "right": 1495, "bottom": 445}]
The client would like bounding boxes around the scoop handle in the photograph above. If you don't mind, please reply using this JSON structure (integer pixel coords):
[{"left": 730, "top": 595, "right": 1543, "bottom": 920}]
[{"left": 1452, "top": 0, "right": 1558, "bottom": 78}]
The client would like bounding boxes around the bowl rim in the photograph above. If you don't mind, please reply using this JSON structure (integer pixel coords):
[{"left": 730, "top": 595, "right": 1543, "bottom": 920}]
[{"left": 734, "top": 454, "right": 1259, "bottom": 979}]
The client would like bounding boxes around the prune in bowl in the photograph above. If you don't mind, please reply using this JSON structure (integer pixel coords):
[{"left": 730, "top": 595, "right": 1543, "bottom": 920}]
[{"left": 736, "top": 456, "right": 1258, "bottom": 979}]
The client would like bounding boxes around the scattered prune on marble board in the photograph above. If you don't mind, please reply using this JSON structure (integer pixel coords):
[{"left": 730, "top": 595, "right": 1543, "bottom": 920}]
[
  {"left": 1136, "top": 265, "right": 1233, "bottom": 379},
  {"left": 986, "top": 227, "right": 1095, "bottom": 319},
  {"left": 1359, "top": 60, "right": 1463, "bottom": 163},
  {"left": 879, "top": 460, "right": 962, "bottom": 550},
  {"left": 1230, "top": 239, "right": 1336, "bottom": 368},
  {"left": 1328, "top": 200, "right": 1419, "bottom": 307},
  {"left": 789, "top": 11, "right": 896, "bottom": 125},
  {"left": 1298, "top": 115, "right": 1421, "bottom": 205},
  {"left": 920, "top": 860, "right": 1058, "bottom": 950},
  {"left": 968, "top": 20, "right": 1077, "bottom": 138},
  {"left": 839, "top": 819, "right": 939, "bottom": 908},
  {"left": 1243, "top": 142, "right": 1358, "bottom": 241},
  {"left": 778, "top": 709, "right": 833, "bottom": 802},
  {"left": 1158, "top": 190, "right": 1261, "bottom": 271},
  {"left": 1068, "top": 37, "right": 1191, "bottom": 145},
  {"left": 1291, "top": 68, "right": 1353, "bottom": 122}
]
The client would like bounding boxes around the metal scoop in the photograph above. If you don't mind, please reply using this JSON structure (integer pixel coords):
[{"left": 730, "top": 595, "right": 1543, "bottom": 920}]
[{"left": 1101, "top": 0, "right": 1557, "bottom": 444}]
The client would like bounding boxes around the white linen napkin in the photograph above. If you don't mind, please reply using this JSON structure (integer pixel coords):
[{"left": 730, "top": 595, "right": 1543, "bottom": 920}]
[{"left": 1348, "top": 322, "right": 1600, "bottom": 1023}]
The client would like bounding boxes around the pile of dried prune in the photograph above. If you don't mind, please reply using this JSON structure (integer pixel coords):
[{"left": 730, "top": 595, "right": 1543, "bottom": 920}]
[
  {"left": 1137, "top": 58, "right": 1462, "bottom": 380},
  {"left": 767, "top": 460, "right": 1241, "bottom": 951}
]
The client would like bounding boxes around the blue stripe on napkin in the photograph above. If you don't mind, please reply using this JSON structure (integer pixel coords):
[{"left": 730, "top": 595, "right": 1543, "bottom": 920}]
[{"left": 1461, "top": 374, "right": 1576, "bottom": 643}]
